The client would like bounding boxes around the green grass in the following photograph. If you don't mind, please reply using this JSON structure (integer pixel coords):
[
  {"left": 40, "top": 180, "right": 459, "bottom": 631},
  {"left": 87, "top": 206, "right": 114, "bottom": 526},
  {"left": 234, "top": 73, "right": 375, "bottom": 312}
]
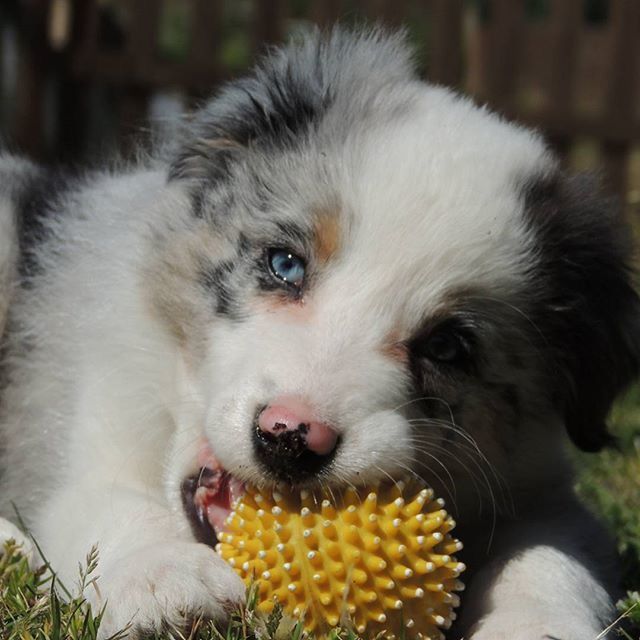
[
  {"left": 2, "top": 387, "right": 640, "bottom": 639},
  {"left": 0, "top": 539, "right": 329, "bottom": 640},
  {"left": 575, "top": 386, "right": 640, "bottom": 592},
  {"left": 573, "top": 384, "right": 640, "bottom": 638}
]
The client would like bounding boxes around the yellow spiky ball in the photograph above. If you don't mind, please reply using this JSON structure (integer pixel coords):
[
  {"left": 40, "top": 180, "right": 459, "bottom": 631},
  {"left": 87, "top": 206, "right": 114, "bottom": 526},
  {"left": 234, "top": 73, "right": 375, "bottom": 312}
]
[{"left": 216, "top": 481, "right": 465, "bottom": 639}]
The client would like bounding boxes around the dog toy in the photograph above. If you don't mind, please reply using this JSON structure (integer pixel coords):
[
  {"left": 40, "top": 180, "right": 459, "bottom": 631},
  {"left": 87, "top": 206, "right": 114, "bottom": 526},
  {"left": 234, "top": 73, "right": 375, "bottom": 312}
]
[{"left": 216, "top": 481, "right": 465, "bottom": 639}]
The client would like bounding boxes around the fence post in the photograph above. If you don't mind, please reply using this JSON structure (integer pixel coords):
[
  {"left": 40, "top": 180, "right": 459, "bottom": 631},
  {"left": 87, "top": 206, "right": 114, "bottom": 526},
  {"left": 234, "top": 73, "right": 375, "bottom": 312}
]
[
  {"left": 481, "top": 0, "right": 525, "bottom": 111},
  {"left": 252, "top": 0, "right": 287, "bottom": 55},
  {"left": 601, "top": 0, "right": 640, "bottom": 201},
  {"left": 429, "top": 0, "right": 464, "bottom": 87},
  {"left": 14, "top": 0, "right": 50, "bottom": 158},
  {"left": 545, "top": 0, "right": 582, "bottom": 164}
]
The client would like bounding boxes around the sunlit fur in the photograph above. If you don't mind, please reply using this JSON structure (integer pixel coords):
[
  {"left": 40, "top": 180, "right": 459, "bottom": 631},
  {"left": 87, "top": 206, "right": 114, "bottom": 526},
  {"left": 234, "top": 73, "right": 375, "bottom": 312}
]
[{"left": 1, "top": 28, "right": 638, "bottom": 639}]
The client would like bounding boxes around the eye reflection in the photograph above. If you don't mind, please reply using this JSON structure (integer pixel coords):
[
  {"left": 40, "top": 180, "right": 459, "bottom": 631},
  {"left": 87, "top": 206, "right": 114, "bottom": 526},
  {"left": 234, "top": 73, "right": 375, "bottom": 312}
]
[{"left": 268, "top": 249, "right": 306, "bottom": 286}]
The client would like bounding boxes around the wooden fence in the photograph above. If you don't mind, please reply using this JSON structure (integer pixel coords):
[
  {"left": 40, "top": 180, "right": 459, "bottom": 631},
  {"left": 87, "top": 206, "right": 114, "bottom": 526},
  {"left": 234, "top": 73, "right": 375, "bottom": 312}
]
[{"left": 4, "top": 0, "right": 640, "bottom": 203}]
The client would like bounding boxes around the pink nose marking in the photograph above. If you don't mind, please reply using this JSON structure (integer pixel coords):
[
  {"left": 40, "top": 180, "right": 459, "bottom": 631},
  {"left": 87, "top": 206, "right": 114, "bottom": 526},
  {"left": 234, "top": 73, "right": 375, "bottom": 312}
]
[{"left": 257, "top": 397, "right": 338, "bottom": 456}]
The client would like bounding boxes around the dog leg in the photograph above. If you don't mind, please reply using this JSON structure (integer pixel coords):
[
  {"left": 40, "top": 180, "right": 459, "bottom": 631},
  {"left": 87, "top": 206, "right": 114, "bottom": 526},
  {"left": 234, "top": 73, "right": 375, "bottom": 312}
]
[
  {"left": 459, "top": 531, "right": 615, "bottom": 640},
  {"left": 32, "top": 481, "right": 244, "bottom": 639}
]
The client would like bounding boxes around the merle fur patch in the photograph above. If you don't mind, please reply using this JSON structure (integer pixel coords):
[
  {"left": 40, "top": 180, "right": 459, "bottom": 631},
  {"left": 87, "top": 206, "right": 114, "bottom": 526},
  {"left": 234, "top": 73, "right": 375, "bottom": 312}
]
[
  {"left": 168, "top": 28, "right": 414, "bottom": 185},
  {"left": 169, "top": 45, "right": 332, "bottom": 183}
]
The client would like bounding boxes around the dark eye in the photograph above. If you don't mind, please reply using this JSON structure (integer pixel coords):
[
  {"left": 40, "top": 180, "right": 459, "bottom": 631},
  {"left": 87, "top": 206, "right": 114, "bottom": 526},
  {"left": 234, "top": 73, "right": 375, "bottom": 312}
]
[
  {"left": 424, "top": 330, "right": 465, "bottom": 363},
  {"left": 268, "top": 249, "right": 306, "bottom": 286}
]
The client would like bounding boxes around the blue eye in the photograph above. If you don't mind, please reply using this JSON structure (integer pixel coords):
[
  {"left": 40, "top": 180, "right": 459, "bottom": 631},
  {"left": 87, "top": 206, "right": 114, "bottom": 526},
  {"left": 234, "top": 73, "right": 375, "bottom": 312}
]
[{"left": 268, "top": 249, "right": 306, "bottom": 286}]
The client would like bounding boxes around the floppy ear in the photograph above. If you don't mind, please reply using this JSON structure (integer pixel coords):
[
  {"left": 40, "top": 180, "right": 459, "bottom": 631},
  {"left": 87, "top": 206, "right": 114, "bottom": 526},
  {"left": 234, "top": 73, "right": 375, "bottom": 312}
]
[{"left": 523, "top": 173, "right": 640, "bottom": 451}]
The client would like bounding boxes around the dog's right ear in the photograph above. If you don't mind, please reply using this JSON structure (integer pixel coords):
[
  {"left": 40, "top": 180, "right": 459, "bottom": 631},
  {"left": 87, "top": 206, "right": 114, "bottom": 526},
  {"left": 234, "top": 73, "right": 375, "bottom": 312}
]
[{"left": 523, "top": 172, "right": 640, "bottom": 452}]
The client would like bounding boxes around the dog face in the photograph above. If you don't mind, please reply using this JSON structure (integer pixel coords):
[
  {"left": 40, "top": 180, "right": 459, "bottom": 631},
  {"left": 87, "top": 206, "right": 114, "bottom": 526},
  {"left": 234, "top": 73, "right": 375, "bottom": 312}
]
[{"left": 149, "top": 30, "right": 640, "bottom": 523}]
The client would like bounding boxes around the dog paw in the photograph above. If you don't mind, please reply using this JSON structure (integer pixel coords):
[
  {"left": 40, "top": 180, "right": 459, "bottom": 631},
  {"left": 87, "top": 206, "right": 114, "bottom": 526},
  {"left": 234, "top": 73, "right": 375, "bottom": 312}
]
[
  {"left": 90, "top": 541, "right": 246, "bottom": 639},
  {"left": 0, "top": 517, "right": 37, "bottom": 566}
]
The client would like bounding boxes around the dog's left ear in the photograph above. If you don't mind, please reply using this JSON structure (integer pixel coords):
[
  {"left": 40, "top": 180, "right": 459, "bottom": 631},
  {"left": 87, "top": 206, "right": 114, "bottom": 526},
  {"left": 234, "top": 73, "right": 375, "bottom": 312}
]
[{"left": 523, "top": 172, "right": 640, "bottom": 452}]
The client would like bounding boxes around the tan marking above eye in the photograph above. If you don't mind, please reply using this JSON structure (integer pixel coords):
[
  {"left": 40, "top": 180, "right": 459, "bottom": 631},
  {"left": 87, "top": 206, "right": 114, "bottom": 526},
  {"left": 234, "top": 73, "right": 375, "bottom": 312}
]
[{"left": 314, "top": 212, "right": 341, "bottom": 263}]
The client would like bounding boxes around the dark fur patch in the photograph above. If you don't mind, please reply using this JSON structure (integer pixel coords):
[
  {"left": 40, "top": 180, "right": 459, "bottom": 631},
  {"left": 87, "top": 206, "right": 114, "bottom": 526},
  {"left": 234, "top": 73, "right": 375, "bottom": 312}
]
[
  {"left": 232, "top": 69, "right": 330, "bottom": 149},
  {"left": 521, "top": 173, "right": 640, "bottom": 451},
  {"left": 14, "top": 167, "right": 75, "bottom": 279},
  {"left": 199, "top": 258, "right": 238, "bottom": 318}
]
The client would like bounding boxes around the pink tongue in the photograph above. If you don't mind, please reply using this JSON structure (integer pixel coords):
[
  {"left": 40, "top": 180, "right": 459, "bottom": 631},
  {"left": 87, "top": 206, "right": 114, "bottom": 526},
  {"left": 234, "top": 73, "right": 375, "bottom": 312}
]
[{"left": 193, "top": 468, "right": 245, "bottom": 535}]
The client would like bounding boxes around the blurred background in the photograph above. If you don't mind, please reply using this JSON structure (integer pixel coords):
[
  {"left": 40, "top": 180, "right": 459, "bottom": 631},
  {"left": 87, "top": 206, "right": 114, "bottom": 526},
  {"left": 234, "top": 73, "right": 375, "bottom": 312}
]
[
  {"left": 0, "top": 0, "right": 639, "bottom": 627},
  {"left": 0, "top": 0, "right": 639, "bottom": 210}
]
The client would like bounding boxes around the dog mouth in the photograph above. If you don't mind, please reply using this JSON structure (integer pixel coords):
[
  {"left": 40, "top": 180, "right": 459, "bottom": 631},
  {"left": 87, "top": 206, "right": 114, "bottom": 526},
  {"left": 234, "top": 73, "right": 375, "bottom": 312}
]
[{"left": 181, "top": 450, "right": 245, "bottom": 546}]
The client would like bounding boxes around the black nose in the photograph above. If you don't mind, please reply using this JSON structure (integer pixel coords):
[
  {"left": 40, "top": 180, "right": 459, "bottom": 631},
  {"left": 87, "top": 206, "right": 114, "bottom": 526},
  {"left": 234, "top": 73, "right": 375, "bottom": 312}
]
[{"left": 252, "top": 418, "right": 338, "bottom": 483}]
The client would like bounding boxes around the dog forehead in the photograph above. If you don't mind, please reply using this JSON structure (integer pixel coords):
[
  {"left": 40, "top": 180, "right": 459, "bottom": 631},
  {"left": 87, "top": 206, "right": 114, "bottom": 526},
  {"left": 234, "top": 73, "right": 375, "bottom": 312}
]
[{"left": 319, "top": 89, "right": 554, "bottom": 323}]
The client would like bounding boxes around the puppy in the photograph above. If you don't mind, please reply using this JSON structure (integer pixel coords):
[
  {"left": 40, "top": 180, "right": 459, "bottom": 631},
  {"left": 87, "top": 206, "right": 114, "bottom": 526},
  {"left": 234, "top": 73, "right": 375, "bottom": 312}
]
[{"left": 1, "top": 28, "right": 637, "bottom": 639}]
